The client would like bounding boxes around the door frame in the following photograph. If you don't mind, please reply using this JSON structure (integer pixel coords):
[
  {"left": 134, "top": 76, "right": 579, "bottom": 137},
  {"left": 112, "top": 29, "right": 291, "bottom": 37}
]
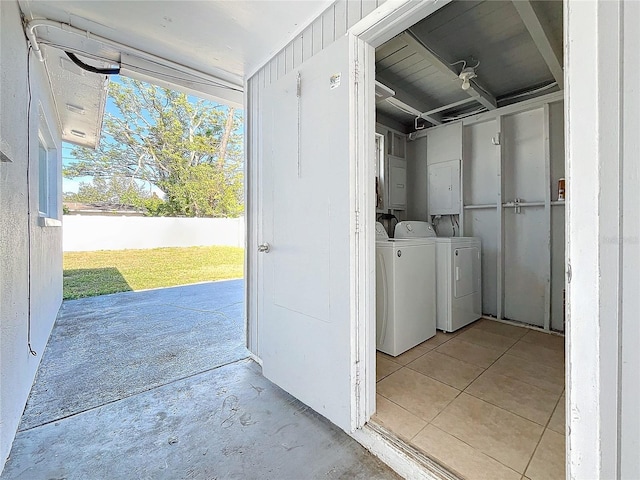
[
  {"left": 247, "top": 0, "right": 638, "bottom": 477},
  {"left": 249, "top": 0, "right": 637, "bottom": 477}
]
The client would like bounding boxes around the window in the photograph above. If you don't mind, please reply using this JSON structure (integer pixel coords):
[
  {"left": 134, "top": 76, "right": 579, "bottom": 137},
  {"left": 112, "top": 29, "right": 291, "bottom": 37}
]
[{"left": 37, "top": 131, "right": 59, "bottom": 223}]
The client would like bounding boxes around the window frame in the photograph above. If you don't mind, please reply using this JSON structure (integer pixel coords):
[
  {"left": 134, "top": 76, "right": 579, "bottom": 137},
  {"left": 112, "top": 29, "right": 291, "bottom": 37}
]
[{"left": 37, "top": 106, "right": 61, "bottom": 226}]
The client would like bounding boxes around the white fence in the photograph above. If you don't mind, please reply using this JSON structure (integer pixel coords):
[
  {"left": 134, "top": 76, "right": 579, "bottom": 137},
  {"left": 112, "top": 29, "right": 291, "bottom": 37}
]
[{"left": 63, "top": 215, "right": 245, "bottom": 251}]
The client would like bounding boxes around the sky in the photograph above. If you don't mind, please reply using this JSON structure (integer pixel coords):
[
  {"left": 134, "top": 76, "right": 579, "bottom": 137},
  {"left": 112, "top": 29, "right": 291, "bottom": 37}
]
[
  {"left": 62, "top": 75, "right": 241, "bottom": 195},
  {"left": 62, "top": 78, "right": 120, "bottom": 193}
]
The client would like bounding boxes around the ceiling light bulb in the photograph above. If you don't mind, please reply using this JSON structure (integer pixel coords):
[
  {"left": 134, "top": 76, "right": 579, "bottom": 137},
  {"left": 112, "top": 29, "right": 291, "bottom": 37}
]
[{"left": 458, "top": 66, "right": 477, "bottom": 91}]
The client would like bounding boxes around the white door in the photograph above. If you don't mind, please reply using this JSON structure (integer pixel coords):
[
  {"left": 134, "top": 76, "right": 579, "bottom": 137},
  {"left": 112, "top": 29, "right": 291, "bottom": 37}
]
[{"left": 258, "top": 34, "right": 360, "bottom": 432}]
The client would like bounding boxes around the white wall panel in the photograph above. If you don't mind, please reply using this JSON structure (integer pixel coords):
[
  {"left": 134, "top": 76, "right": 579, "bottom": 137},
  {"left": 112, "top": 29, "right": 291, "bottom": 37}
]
[
  {"left": 406, "top": 137, "right": 428, "bottom": 220},
  {"left": 312, "top": 17, "right": 323, "bottom": 56},
  {"left": 549, "top": 101, "right": 565, "bottom": 331},
  {"left": 503, "top": 208, "right": 547, "bottom": 326},
  {"left": 322, "top": 7, "right": 336, "bottom": 49},
  {"left": 334, "top": 0, "right": 348, "bottom": 38},
  {"left": 426, "top": 122, "right": 462, "bottom": 165},
  {"left": 551, "top": 208, "right": 565, "bottom": 331},
  {"left": 502, "top": 108, "right": 547, "bottom": 326},
  {"left": 503, "top": 108, "right": 545, "bottom": 202},
  {"left": 464, "top": 210, "right": 498, "bottom": 316},
  {"left": 463, "top": 120, "right": 499, "bottom": 206}
]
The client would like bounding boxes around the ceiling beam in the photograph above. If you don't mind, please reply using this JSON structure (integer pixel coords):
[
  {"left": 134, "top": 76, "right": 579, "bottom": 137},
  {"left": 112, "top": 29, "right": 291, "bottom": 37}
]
[
  {"left": 512, "top": 0, "right": 564, "bottom": 89},
  {"left": 401, "top": 30, "right": 497, "bottom": 110},
  {"left": 376, "top": 74, "right": 443, "bottom": 125},
  {"left": 421, "top": 97, "right": 477, "bottom": 116}
]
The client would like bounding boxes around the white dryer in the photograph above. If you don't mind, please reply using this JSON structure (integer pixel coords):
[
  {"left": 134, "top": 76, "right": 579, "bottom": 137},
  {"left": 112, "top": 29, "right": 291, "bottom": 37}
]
[
  {"left": 375, "top": 222, "right": 436, "bottom": 356},
  {"left": 395, "top": 221, "right": 482, "bottom": 332}
]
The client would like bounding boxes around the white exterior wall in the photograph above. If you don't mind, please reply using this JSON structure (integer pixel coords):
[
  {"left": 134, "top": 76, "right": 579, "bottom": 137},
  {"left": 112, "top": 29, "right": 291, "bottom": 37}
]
[
  {"left": 0, "top": 0, "right": 63, "bottom": 469},
  {"left": 566, "top": 0, "right": 640, "bottom": 477},
  {"left": 246, "top": 0, "right": 388, "bottom": 354},
  {"left": 63, "top": 216, "right": 245, "bottom": 251}
]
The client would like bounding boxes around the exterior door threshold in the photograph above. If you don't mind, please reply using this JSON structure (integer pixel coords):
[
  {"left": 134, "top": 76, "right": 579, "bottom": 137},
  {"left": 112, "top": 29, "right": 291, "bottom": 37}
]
[{"left": 351, "top": 422, "right": 463, "bottom": 480}]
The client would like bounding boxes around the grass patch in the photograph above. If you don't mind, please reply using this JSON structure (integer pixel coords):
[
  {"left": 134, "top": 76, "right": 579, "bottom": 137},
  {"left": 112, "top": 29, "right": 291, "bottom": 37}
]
[{"left": 64, "top": 246, "right": 244, "bottom": 300}]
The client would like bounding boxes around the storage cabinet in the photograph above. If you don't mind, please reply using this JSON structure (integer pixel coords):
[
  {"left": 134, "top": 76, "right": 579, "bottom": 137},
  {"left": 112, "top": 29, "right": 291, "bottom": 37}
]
[{"left": 376, "top": 124, "right": 407, "bottom": 211}]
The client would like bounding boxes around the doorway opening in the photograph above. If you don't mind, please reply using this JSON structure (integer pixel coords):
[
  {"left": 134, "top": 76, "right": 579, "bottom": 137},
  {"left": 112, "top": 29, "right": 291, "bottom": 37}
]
[
  {"left": 369, "top": 2, "right": 566, "bottom": 479},
  {"left": 21, "top": 65, "right": 248, "bottom": 441}
]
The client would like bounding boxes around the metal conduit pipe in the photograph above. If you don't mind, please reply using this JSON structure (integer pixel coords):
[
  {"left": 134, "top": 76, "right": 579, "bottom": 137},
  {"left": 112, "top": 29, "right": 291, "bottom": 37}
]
[{"left": 24, "top": 19, "right": 243, "bottom": 91}]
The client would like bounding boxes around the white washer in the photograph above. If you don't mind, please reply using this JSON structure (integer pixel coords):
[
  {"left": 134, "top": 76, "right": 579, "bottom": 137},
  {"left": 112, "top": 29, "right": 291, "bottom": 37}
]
[
  {"left": 395, "top": 221, "right": 482, "bottom": 332},
  {"left": 375, "top": 222, "right": 436, "bottom": 356}
]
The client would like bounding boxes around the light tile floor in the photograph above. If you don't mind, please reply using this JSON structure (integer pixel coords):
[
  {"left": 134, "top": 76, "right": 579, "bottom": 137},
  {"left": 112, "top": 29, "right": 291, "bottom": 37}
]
[{"left": 373, "top": 319, "right": 566, "bottom": 480}]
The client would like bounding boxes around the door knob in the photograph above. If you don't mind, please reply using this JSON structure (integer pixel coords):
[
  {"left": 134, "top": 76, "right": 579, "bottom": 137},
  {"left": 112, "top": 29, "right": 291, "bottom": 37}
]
[{"left": 258, "top": 243, "right": 271, "bottom": 253}]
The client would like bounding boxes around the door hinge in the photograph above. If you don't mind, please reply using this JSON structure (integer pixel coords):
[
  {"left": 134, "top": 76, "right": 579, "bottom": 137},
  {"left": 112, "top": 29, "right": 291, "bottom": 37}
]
[
  {"left": 354, "top": 61, "right": 359, "bottom": 85},
  {"left": 296, "top": 72, "right": 301, "bottom": 97},
  {"left": 355, "top": 211, "right": 361, "bottom": 234}
]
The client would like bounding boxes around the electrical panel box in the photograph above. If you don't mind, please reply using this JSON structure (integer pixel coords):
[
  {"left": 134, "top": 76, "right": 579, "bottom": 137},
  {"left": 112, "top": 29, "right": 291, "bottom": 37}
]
[
  {"left": 388, "top": 155, "right": 407, "bottom": 209},
  {"left": 428, "top": 159, "right": 461, "bottom": 215}
]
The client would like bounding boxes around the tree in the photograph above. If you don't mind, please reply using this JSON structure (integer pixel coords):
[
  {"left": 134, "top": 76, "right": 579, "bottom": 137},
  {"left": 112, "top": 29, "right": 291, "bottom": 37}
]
[
  {"left": 64, "top": 176, "right": 152, "bottom": 209},
  {"left": 65, "top": 78, "right": 243, "bottom": 217}
]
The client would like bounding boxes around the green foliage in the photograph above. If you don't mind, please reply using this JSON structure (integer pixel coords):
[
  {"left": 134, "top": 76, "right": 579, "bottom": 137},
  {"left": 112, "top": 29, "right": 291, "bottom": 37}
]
[
  {"left": 65, "top": 176, "right": 153, "bottom": 209},
  {"left": 65, "top": 78, "right": 243, "bottom": 217}
]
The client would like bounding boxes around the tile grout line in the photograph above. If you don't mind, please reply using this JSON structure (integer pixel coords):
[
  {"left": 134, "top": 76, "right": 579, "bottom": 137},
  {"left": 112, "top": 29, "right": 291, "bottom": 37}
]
[
  {"left": 415, "top": 328, "right": 557, "bottom": 476},
  {"left": 376, "top": 321, "right": 565, "bottom": 477},
  {"left": 419, "top": 423, "right": 523, "bottom": 478},
  {"left": 521, "top": 387, "right": 566, "bottom": 477}
]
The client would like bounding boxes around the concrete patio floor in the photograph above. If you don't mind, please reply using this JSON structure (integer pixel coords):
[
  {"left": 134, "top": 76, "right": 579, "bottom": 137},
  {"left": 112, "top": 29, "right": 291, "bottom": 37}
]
[{"left": 2, "top": 280, "right": 398, "bottom": 480}]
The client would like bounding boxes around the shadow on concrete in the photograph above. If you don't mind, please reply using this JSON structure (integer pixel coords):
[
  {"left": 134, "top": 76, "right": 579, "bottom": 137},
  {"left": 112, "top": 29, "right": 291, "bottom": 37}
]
[
  {"left": 19, "top": 280, "right": 248, "bottom": 431},
  {"left": 63, "top": 267, "right": 132, "bottom": 300},
  {"left": 2, "top": 280, "right": 399, "bottom": 480}
]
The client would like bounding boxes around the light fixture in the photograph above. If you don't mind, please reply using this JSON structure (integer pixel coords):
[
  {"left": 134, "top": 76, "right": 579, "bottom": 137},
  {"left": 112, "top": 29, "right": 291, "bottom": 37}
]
[
  {"left": 66, "top": 104, "right": 86, "bottom": 115},
  {"left": 70, "top": 129, "right": 86, "bottom": 138},
  {"left": 459, "top": 66, "right": 477, "bottom": 91}
]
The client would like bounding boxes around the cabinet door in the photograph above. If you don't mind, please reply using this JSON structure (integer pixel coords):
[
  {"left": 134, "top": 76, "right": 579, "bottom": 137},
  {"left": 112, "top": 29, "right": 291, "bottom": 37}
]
[
  {"left": 392, "top": 132, "right": 405, "bottom": 158},
  {"left": 388, "top": 155, "right": 407, "bottom": 209}
]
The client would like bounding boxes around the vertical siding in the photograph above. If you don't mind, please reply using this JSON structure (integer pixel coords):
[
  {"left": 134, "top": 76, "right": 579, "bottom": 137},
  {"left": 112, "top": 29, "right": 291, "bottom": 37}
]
[
  {"left": 249, "top": 0, "right": 381, "bottom": 90},
  {"left": 321, "top": 8, "right": 336, "bottom": 50},
  {"left": 311, "top": 16, "right": 323, "bottom": 55}
]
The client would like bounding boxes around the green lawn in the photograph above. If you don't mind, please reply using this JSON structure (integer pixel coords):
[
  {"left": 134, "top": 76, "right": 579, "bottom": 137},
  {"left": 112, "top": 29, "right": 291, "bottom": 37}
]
[{"left": 63, "top": 246, "right": 244, "bottom": 300}]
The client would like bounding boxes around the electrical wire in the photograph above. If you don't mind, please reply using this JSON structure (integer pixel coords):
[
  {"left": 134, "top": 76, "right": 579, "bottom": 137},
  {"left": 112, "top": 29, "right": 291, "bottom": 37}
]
[
  {"left": 450, "top": 59, "right": 467, "bottom": 70},
  {"left": 40, "top": 40, "right": 243, "bottom": 92},
  {"left": 501, "top": 81, "right": 558, "bottom": 101},
  {"left": 442, "top": 107, "right": 488, "bottom": 121},
  {"left": 26, "top": 46, "right": 37, "bottom": 357},
  {"left": 450, "top": 59, "right": 480, "bottom": 72},
  {"left": 65, "top": 51, "right": 120, "bottom": 75},
  {"left": 384, "top": 98, "right": 419, "bottom": 116}
]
